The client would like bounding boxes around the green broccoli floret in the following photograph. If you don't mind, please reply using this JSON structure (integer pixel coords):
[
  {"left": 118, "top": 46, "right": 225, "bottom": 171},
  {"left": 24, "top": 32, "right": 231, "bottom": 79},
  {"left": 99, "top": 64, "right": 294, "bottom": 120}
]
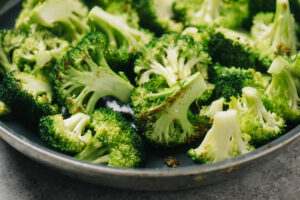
[
  {"left": 39, "top": 113, "right": 92, "bottom": 153},
  {"left": 251, "top": 0, "right": 298, "bottom": 60},
  {"left": 0, "top": 101, "right": 11, "bottom": 119},
  {"left": 133, "top": 0, "right": 183, "bottom": 35},
  {"left": 88, "top": 6, "right": 154, "bottom": 68},
  {"left": 76, "top": 108, "right": 144, "bottom": 168},
  {"left": 50, "top": 32, "right": 134, "bottom": 115},
  {"left": 211, "top": 65, "right": 271, "bottom": 100},
  {"left": 173, "top": 0, "right": 249, "bottom": 29},
  {"left": 229, "top": 87, "right": 285, "bottom": 146},
  {"left": 200, "top": 97, "right": 225, "bottom": 119},
  {"left": 188, "top": 110, "right": 253, "bottom": 164},
  {"left": 263, "top": 56, "right": 300, "bottom": 122},
  {"left": 12, "top": 29, "right": 69, "bottom": 73},
  {"left": 131, "top": 72, "right": 212, "bottom": 147},
  {"left": 16, "top": 0, "right": 90, "bottom": 46},
  {"left": 0, "top": 71, "right": 58, "bottom": 122},
  {"left": 0, "top": 30, "right": 27, "bottom": 74},
  {"left": 134, "top": 33, "right": 212, "bottom": 87}
]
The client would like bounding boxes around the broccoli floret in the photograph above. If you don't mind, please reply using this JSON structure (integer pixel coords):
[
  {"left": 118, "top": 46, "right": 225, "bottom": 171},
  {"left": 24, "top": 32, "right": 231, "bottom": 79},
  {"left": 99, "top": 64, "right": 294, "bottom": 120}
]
[
  {"left": 76, "top": 108, "right": 144, "bottom": 168},
  {"left": 39, "top": 113, "right": 92, "bottom": 153},
  {"left": 207, "top": 30, "right": 271, "bottom": 72},
  {"left": 0, "top": 30, "right": 27, "bottom": 74},
  {"left": 12, "top": 29, "right": 69, "bottom": 73},
  {"left": 88, "top": 6, "right": 154, "bottom": 68},
  {"left": 16, "top": 0, "right": 90, "bottom": 46},
  {"left": 0, "top": 101, "right": 11, "bottom": 119},
  {"left": 0, "top": 71, "right": 58, "bottom": 122},
  {"left": 229, "top": 87, "right": 285, "bottom": 146},
  {"left": 188, "top": 110, "right": 253, "bottom": 164},
  {"left": 50, "top": 32, "right": 134, "bottom": 115},
  {"left": 211, "top": 65, "right": 271, "bottom": 100},
  {"left": 135, "top": 33, "right": 212, "bottom": 87},
  {"left": 131, "top": 72, "right": 212, "bottom": 147},
  {"left": 173, "top": 0, "right": 249, "bottom": 29},
  {"left": 251, "top": 0, "right": 298, "bottom": 60},
  {"left": 263, "top": 56, "right": 300, "bottom": 122},
  {"left": 200, "top": 97, "right": 225, "bottom": 119},
  {"left": 133, "top": 0, "right": 183, "bottom": 35}
]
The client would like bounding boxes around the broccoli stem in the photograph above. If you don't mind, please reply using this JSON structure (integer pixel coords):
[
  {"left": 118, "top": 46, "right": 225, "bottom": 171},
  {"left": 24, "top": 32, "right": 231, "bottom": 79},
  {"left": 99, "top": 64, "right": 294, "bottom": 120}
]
[
  {"left": 76, "top": 140, "right": 110, "bottom": 164},
  {"left": 193, "top": 0, "right": 221, "bottom": 23},
  {"left": 64, "top": 113, "right": 90, "bottom": 135}
]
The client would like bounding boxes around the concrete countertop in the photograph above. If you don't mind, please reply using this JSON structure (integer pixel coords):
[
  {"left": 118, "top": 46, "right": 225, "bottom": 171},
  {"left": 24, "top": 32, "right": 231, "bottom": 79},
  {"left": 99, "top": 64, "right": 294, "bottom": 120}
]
[{"left": 0, "top": 138, "right": 299, "bottom": 200}]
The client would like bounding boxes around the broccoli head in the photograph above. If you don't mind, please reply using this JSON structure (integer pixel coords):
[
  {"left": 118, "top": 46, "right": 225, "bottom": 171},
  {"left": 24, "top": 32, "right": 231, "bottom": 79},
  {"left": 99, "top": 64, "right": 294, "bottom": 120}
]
[
  {"left": 0, "top": 30, "right": 27, "bottom": 74},
  {"left": 16, "top": 0, "right": 90, "bottom": 46},
  {"left": 173, "top": 0, "right": 249, "bottom": 29},
  {"left": 188, "top": 110, "right": 254, "bottom": 164},
  {"left": 229, "top": 87, "right": 285, "bottom": 146},
  {"left": 263, "top": 56, "right": 300, "bottom": 122},
  {"left": 135, "top": 33, "right": 212, "bottom": 87},
  {"left": 133, "top": 0, "right": 183, "bottom": 35},
  {"left": 39, "top": 113, "right": 92, "bottom": 153},
  {"left": 88, "top": 6, "right": 154, "bottom": 68},
  {"left": 0, "top": 71, "right": 58, "bottom": 122},
  {"left": 76, "top": 108, "right": 144, "bottom": 168},
  {"left": 50, "top": 32, "right": 134, "bottom": 115},
  {"left": 131, "top": 72, "right": 212, "bottom": 147},
  {"left": 211, "top": 65, "right": 271, "bottom": 100},
  {"left": 251, "top": 0, "right": 298, "bottom": 60}
]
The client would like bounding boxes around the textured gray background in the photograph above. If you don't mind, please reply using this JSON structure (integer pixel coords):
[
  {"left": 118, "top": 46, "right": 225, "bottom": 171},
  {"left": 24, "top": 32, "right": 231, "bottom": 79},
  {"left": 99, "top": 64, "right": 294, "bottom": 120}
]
[{"left": 0, "top": 138, "right": 299, "bottom": 200}]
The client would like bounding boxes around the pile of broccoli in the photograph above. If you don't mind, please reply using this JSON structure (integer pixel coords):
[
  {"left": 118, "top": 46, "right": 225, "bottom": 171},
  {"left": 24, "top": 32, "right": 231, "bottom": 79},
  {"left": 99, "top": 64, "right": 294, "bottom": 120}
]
[{"left": 0, "top": 0, "right": 299, "bottom": 167}]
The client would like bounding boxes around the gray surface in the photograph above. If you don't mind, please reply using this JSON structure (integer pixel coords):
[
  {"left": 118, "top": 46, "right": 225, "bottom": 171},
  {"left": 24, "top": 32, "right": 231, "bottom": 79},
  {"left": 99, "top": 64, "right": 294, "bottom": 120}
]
[{"left": 0, "top": 138, "right": 299, "bottom": 200}]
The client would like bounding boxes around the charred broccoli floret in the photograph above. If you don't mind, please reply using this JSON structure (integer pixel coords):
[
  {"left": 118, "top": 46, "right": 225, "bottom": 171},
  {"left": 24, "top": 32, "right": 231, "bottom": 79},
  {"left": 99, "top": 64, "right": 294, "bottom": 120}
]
[
  {"left": 16, "top": 0, "right": 90, "bottom": 45},
  {"left": 173, "top": 0, "right": 249, "bottom": 29},
  {"left": 0, "top": 71, "right": 58, "bottom": 122},
  {"left": 133, "top": 0, "right": 183, "bottom": 35},
  {"left": 263, "top": 56, "right": 300, "bottom": 122},
  {"left": 76, "top": 108, "right": 144, "bottom": 168},
  {"left": 251, "top": 0, "right": 298, "bottom": 60},
  {"left": 39, "top": 113, "right": 92, "bottom": 153},
  {"left": 229, "top": 87, "right": 285, "bottom": 146},
  {"left": 131, "top": 72, "right": 212, "bottom": 147},
  {"left": 188, "top": 110, "right": 254, "bottom": 164},
  {"left": 211, "top": 65, "right": 271, "bottom": 100},
  {"left": 88, "top": 6, "right": 153, "bottom": 68},
  {"left": 50, "top": 32, "right": 134, "bottom": 115},
  {"left": 134, "top": 33, "right": 212, "bottom": 87}
]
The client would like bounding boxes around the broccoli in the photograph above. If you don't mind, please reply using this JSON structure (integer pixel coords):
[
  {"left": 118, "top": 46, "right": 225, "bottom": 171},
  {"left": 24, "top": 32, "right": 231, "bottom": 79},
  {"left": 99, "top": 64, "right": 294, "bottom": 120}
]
[
  {"left": 0, "top": 101, "right": 11, "bottom": 119},
  {"left": 0, "top": 30, "right": 27, "bottom": 74},
  {"left": 229, "top": 87, "right": 285, "bottom": 146},
  {"left": 251, "top": 0, "right": 298, "bottom": 60},
  {"left": 75, "top": 108, "right": 144, "bottom": 168},
  {"left": 211, "top": 65, "right": 271, "bottom": 101},
  {"left": 200, "top": 97, "right": 225, "bottom": 119},
  {"left": 16, "top": 0, "right": 90, "bottom": 46},
  {"left": 263, "top": 56, "right": 300, "bottom": 122},
  {"left": 39, "top": 113, "right": 92, "bottom": 153},
  {"left": 50, "top": 32, "right": 134, "bottom": 115},
  {"left": 0, "top": 71, "right": 58, "bottom": 122},
  {"left": 188, "top": 110, "right": 253, "bottom": 164},
  {"left": 133, "top": 0, "right": 183, "bottom": 36},
  {"left": 131, "top": 72, "right": 212, "bottom": 147},
  {"left": 173, "top": 0, "right": 249, "bottom": 29},
  {"left": 134, "top": 33, "right": 212, "bottom": 87},
  {"left": 88, "top": 6, "right": 154, "bottom": 69}
]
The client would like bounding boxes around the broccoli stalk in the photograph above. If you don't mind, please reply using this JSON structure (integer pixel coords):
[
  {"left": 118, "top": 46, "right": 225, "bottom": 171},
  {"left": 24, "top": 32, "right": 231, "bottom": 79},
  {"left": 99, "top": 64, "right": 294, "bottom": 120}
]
[
  {"left": 229, "top": 87, "right": 285, "bottom": 146},
  {"left": 200, "top": 97, "right": 225, "bottom": 119},
  {"left": 263, "top": 56, "right": 300, "bottom": 122},
  {"left": 39, "top": 113, "right": 92, "bottom": 154},
  {"left": 251, "top": 0, "right": 297, "bottom": 59},
  {"left": 51, "top": 32, "right": 134, "bottom": 115},
  {"left": 188, "top": 110, "right": 253, "bottom": 164},
  {"left": 133, "top": 72, "right": 212, "bottom": 147},
  {"left": 135, "top": 33, "right": 211, "bottom": 87}
]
